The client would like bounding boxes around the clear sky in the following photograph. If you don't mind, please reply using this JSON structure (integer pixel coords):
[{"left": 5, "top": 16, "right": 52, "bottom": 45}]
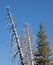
[{"left": 0, "top": 0, "right": 53, "bottom": 65}]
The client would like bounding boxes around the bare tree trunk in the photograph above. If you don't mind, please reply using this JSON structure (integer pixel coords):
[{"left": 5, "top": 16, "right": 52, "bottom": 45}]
[{"left": 6, "top": 6, "right": 26, "bottom": 65}]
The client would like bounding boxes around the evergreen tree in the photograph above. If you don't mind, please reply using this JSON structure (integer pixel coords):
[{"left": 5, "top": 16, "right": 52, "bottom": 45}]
[{"left": 34, "top": 22, "right": 52, "bottom": 65}]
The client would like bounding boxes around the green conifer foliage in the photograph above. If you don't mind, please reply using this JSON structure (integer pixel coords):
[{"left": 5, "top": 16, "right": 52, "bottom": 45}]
[{"left": 34, "top": 22, "right": 52, "bottom": 65}]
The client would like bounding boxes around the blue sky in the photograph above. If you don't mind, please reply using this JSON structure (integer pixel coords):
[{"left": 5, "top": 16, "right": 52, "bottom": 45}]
[{"left": 0, "top": 0, "right": 53, "bottom": 65}]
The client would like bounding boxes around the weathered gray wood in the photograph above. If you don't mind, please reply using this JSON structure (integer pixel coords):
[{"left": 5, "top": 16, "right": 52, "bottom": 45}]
[{"left": 6, "top": 6, "right": 26, "bottom": 65}]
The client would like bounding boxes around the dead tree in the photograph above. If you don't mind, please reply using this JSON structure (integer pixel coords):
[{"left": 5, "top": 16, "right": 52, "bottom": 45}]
[
  {"left": 6, "top": 6, "right": 26, "bottom": 65},
  {"left": 21, "top": 23, "right": 34, "bottom": 65}
]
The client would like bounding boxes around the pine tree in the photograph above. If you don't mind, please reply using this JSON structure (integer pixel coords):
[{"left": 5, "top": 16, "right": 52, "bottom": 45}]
[{"left": 34, "top": 22, "right": 52, "bottom": 65}]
